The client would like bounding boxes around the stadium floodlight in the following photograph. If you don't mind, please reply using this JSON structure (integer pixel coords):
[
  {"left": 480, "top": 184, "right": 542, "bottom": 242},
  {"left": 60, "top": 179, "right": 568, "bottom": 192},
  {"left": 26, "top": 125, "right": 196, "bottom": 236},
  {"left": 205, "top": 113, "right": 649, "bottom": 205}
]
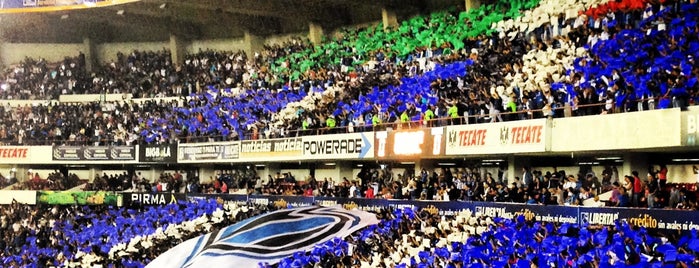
[{"left": 671, "top": 158, "right": 699, "bottom": 162}]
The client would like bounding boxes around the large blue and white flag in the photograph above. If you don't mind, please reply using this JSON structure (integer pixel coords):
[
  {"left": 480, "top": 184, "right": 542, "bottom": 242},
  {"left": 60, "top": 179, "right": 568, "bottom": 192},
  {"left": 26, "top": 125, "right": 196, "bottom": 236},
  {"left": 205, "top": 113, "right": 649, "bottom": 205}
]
[{"left": 147, "top": 206, "right": 378, "bottom": 268}]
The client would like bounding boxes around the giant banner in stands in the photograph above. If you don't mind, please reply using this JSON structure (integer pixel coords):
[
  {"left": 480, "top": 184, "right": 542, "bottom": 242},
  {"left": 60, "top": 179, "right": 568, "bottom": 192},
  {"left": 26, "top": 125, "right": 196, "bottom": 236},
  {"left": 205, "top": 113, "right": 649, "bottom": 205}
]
[
  {"left": 302, "top": 132, "right": 374, "bottom": 160},
  {"left": 178, "top": 141, "right": 240, "bottom": 163},
  {"left": 375, "top": 128, "right": 445, "bottom": 159},
  {"left": 445, "top": 119, "right": 547, "bottom": 155},
  {"left": 52, "top": 145, "right": 136, "bottom": 161}
]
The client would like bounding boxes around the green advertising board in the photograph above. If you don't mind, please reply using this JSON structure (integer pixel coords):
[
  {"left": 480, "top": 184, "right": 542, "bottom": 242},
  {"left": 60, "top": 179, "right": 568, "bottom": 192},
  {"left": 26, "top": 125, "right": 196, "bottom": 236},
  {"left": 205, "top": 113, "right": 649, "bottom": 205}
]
[{"left": 37, "top": 191, "right": 118, "bottom": 206}]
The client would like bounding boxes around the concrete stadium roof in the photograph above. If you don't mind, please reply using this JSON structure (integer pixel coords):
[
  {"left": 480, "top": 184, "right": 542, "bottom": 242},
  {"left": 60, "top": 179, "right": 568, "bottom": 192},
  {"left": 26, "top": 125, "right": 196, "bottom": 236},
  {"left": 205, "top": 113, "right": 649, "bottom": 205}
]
[{"left": 0, "top": 0, "right": 461, "bottom": 43}]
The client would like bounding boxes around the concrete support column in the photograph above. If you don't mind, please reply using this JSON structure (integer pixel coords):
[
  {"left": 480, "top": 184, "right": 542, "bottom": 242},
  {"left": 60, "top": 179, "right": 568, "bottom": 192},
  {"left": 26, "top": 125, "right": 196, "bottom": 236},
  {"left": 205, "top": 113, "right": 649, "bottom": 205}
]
[
  {"left": 0, "top": 42, "right": 4, "bottom": 69},
  {"left": 262, "top": 163, "right": 281, "bottom": 185},
  {"left": 507, "top": 156, "right": 531, "bottom": 186},
  {"left": 381, "top": 8, "right": 398, "bottom": 31},
  {"left": 89, "top": 167, "right": 102, "bottom": 183},
  {"left": 243, "top": 31, "right": 265, "bottom": 58},
  {"left": 465, "top": 0, "right": 481, "bottom": 12},
  {"left": 82, "top": 37, "right": 96, "bottom": 73},
  {"left": 169, "top": 33, "right": 187, "bottom": 66},
  {"left": 308, "top": 22, "right": 324, "bottom": 45},
  {"left": 339, "top": 161, "right": 355, "bottom": 182},
  {"left": 622, "top": 153, "right": 648, "bottom": 180}
]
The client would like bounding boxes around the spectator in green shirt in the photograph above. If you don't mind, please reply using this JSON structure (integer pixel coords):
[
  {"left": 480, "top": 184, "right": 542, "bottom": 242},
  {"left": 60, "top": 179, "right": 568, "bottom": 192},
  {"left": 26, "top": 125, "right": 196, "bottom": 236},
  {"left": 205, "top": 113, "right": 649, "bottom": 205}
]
[
  {"left": 326, "top": 116, "right": 336, "bottom": 134},
  {"left": 448, "top": 104, "right": 459, "bottom": 125},
  {"left": 424, "top": 105, "right": 435, "bottom": 127}
]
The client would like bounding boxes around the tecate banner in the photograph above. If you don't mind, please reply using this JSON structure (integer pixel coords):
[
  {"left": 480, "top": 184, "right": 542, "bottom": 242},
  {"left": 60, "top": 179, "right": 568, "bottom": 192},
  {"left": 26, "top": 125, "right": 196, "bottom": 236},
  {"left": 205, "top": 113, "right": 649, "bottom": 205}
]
[
  {"left": 301, "top": 132, "right": 374, "bottom": 160},
  {"left": 178, "top": 142, "right": 240, "bottom": 163},
  {"left": 445, "top": 119, "right": 547, "bottom": 155}
]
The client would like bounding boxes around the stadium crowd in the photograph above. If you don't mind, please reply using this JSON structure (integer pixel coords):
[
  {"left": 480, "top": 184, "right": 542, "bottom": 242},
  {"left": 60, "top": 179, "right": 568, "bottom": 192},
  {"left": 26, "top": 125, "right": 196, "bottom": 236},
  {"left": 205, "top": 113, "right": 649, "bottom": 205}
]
[
  {"left": 0, "top": 0, "right": 695, "bottom": 145},
  {"left": 0, "top": 0, "right": 698, "bottom": 265},
  {"left": 3, "top": 198, "right": 699, "bottom": 268},
  {"left": 175, "top": 164, "right": 698, "bottom": 210}
]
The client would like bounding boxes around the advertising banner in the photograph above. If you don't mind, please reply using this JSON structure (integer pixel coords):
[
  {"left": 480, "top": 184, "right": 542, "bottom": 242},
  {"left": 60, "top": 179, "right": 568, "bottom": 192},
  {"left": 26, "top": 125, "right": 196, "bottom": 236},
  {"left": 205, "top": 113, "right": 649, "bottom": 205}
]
[
  {"left": 239, "top": 138, "right": 303, "bottom": 161},
  {"left": 0, "top": 190, "right": 37, "bottom": 205},
  {"left": 302, "top": 132, "right": 374, "bottom": 160},
  {"left": 0, "top": 0, "right": 140, "bottom": 14},
  {"left": 578, "top": 207, "right": 699, "bottom": 231},
  {"left": 122, "top": 192, "right": 187, "bottom": 207},
  {"left": 0, "top": 146, "right": 30, "bottom": 162},
  {"left": 315, "top": 196, "right": 390, "bottom": 211},
  {"left": 37, "top": 191, "right": 118, "bottom": 205},
  {"left": 52, "top": 145, "right": 136, "bottom": 161},
  {"left": 247, "top": 195, "right": 315, "bottom": 208},
  {"left": 682, "top": 108, "right": 699, "bottom": 146},
  {"left": 178, "top": 142, "right": 240, "bottom": 163},
  {"left": 445, "top": 119, "right": 547, "bottom": 155},
  {"left": 554, "top": 109, "right": 681, "bottom": 151},
  {"left": 140, "top": 143, "right": 177, "bottom": 163},
  {"left": 188, "top": 194, "right": 248, "bottom": 205},
  {"left": 375, "top": 127, "right": 445, "bottom": 159}
]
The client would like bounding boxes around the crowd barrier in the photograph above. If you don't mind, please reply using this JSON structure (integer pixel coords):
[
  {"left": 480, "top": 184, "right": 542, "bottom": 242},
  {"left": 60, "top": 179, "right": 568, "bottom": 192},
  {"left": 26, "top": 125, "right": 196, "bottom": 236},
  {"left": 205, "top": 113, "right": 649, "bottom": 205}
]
[
  {"left": 0, "top": 108, "right": 696, "bottom": 164},
  {"left": 3, "top": 190, "right": 698, "bottom": 232},
  {"left": 124, "top": 192, "right": 697, "bottom": 232}
]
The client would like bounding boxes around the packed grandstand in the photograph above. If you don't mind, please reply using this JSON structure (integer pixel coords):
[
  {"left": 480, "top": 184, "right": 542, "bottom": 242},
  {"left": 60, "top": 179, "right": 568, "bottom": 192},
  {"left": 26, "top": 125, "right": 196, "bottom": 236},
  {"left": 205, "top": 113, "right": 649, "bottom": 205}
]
[{"left": 0, "top": 0, "right": 699, "bottom": 267}]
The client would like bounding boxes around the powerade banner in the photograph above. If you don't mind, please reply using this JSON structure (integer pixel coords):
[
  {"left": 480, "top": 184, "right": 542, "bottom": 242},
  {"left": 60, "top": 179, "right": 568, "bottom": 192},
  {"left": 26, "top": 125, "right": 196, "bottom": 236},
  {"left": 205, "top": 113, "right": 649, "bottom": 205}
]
[
  {"left": 178, "top": 142, "right": 240, "bottom": 163},
  {"left": 240, "top": 137, "right": 302, "bottom": 161},
  {"left": 140, "top": 143, "right": 177, "bottom": 163},
  {"left": 445, "top": 119, "right": 547, "bottom": 155},
  {"left": 302, "top": 132, "right": 374, "bottom": 160},
  {"left": 0, "top": 0, "right": 140, "bottom": 14},
  {"left": 375, "top": 127, "right": 445, "bottom": 160},
  {"left": 122, "top": 192, "right": 187, "bottom": 207},
  {"left": 52, "top": 145, "right": 136, "bottom": 161},
  {"left": 37, "top": 191, "right": 118, "bottom": 205}
]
